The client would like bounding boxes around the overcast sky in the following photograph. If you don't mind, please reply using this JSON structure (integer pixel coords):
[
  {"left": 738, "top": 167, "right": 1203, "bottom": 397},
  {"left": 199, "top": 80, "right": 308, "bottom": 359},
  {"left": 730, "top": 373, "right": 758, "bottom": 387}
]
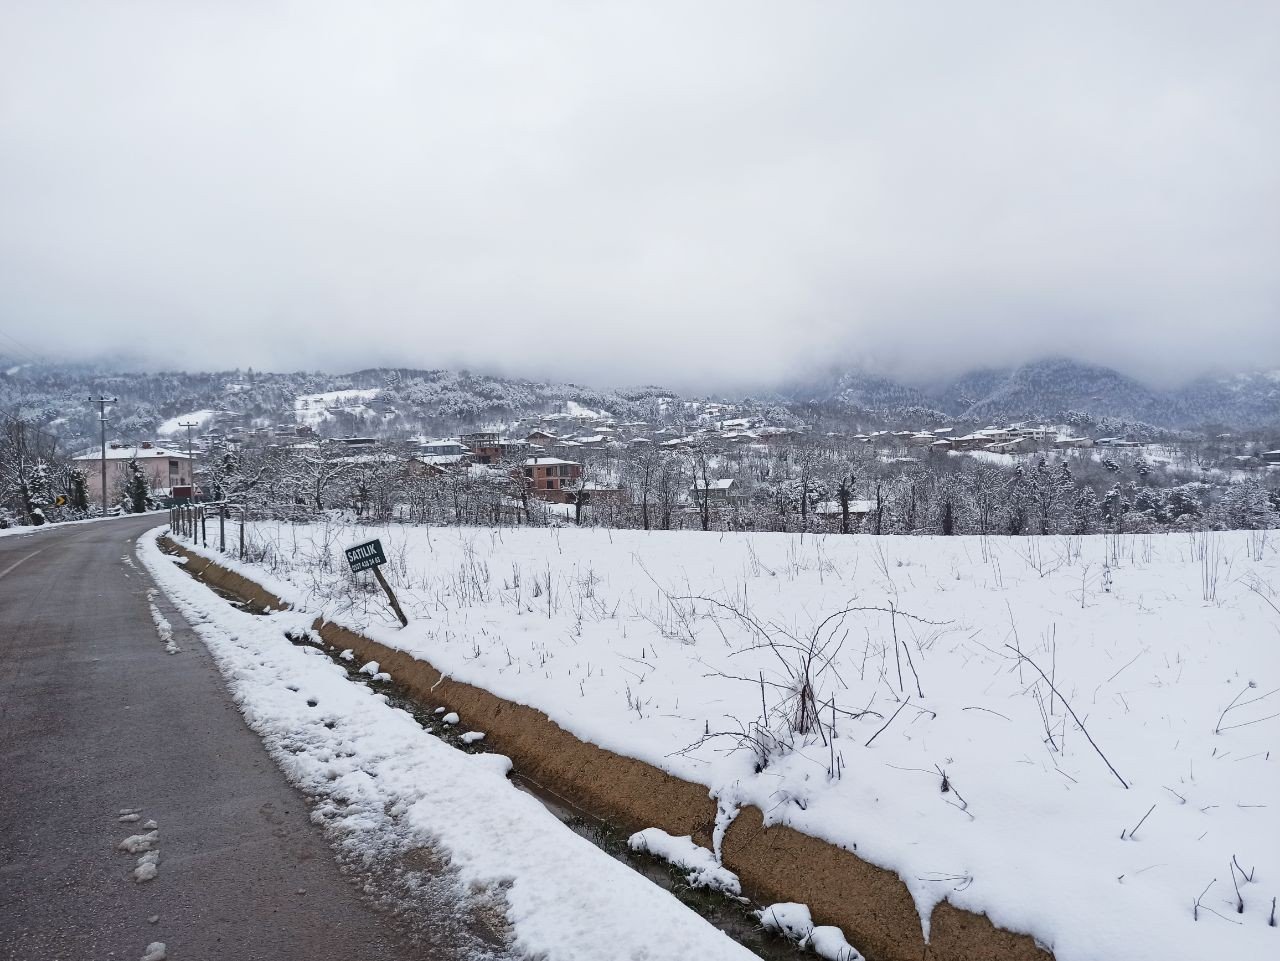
[{"left": 1, "top": 1, "right": 1277, "bottom": 390}]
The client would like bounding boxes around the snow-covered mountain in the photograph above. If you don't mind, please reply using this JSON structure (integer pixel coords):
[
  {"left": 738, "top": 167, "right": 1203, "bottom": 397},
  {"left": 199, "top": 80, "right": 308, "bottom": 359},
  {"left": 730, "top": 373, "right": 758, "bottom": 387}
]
[
  {"left": 794, "top": 358, "right": 1280, "bottom": 429},
  {"left": 2, "top": 357, "right": 1276, "bottom": 452}
]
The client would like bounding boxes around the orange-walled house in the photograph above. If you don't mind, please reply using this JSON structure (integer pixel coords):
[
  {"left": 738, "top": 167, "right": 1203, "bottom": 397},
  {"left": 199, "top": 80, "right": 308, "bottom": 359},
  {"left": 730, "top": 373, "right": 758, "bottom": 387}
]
[{"left": 522, "top": 457, "right": 583, "bottom": 503}]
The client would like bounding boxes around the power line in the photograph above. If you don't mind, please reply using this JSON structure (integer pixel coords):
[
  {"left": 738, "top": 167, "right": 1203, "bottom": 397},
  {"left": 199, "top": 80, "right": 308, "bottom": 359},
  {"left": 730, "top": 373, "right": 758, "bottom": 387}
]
[
  {"left": 0, "top": 328, "right": 45, "bottom": 366},
  {"left": 0, "top": 408, "right": 61, "bottom": 445}
]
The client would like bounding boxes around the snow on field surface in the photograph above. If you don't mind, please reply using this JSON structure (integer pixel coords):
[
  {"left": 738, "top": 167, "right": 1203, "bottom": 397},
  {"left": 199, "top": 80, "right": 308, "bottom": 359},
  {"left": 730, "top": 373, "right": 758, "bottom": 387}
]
[
  {"left": 178, "top": 521, "right": 1280, "bottom": 961},
  {"left": 157, "top": 409, "right": 216, "bottom": 436},
  {"left": 293, "top": 389, "right": 380, "bottom": 426},
  {"left": 136, "top": 531, "right": 757, "bottom": 961}
]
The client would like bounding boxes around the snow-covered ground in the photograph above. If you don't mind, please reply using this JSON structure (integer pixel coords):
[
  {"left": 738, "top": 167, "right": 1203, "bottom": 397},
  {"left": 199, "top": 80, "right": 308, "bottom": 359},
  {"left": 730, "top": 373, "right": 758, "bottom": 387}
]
[
  {"left": 137, "top": 531, "right": 759, "bottom": 961},
  {"left": 171, "top": 522, "right": 1280, "bottom": 961},
  {"left": 293, "top": 389, "right": 380, "bottom": 427},
  {"left": 157, "top": 409, "right": 217, "bottom": 436}
]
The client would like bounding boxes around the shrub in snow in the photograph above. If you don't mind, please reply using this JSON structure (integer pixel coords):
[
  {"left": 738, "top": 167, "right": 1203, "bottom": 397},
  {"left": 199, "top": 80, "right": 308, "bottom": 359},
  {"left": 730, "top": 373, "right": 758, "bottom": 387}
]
[
  {"left": 628, "top": 828, "right": 742, "bottom": 896},
  {"left": 756, "top": 902, "right": 813, "bottom": 943},
  {"left": 804, "top": 926, "right": 864, "bottom": 961}
]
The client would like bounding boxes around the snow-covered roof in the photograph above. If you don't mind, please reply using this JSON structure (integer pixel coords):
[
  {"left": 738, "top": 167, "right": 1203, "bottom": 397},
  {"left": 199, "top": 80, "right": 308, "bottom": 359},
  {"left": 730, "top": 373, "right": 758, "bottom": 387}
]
[
  {"left": 692, "top": 478, "right": 735, "bottom": 490},
  {"left": 73, "top": 445, "right": 189, "bottom": 462},
  {"left": 815, "top": 499, "right": 875, "bottom": 515},
  {"left": 412, "top": 454, "right": 465, "bottom": 466},
  {"left": 524, "top": 457, "right": 580, "bottom": 467}
]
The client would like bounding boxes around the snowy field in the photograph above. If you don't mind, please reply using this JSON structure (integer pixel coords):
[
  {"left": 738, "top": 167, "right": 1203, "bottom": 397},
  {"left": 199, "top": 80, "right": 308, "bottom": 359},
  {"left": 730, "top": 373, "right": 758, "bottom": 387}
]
[
  {"left": 293, "top": 388, "right": 381, "bottom": 427},
  {"left": 173, "top": 522, "right": 1280, "bottom": 961},
  {"left": 157, "top": 409, "right": 217, "bottom": 436}
]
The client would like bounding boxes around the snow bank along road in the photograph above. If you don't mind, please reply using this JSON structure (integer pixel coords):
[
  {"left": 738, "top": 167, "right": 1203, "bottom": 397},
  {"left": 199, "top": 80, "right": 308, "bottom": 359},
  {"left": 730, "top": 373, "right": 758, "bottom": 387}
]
[{"left": 0, "top": 516, "right": 434, "bottom": 960}]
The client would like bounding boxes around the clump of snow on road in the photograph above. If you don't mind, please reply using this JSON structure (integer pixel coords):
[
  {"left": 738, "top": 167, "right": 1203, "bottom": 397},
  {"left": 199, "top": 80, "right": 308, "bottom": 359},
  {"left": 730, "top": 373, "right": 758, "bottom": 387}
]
[
  {"left": 146, "top": 589, "right": 180, "bottom": 654},
  {"left": 139, "top": 941, "right": 166, "bottom": 961},
  {"left": 133, "top": 850, "right": 160, "bottom": 883},
  {"left": 139, "top": 531, "right": 758, "bottom": 961},
  {"left": 460, "top": 731, "right": 485, "bottom": 744},
  {"left": 118, "top": 820, "right": 160, "bottom": 883},
  {"left": 175, "top": 522, "right": 1280, "bottom": 961},
  {"left": 118, "top": 830, "right": 158, "bottom": 854},
  {"left": 628, "top": 828, "right": 742, "bottom": 896}
]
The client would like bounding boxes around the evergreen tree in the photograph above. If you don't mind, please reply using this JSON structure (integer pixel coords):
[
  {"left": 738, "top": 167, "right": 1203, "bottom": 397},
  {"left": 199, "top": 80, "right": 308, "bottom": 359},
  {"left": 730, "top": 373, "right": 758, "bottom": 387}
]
[
  {"left": 23, "top": 459, "right": 55, "bottom": 524},
  {"left": 1003, "top": 465, "right": 1032, "bottom": 535},
  {"left": 1213, "top": 480, "right": 1278, "bottom": 530},
  {"left": 1071, "top": 486, "right": 1101, "bottom": 533},
  {"left": 126, "top": 459, "right": 151, "bottom": 514},
  {"left": 68, "top": 467, "right": 89, "bottom": 511}
]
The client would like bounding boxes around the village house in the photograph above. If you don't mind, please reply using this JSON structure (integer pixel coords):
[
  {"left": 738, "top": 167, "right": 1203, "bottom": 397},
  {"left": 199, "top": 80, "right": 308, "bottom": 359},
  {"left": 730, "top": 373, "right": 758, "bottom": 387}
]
[
  {"left": 460, "top": 432, "right": 528, "bottom": 465},
  {"left": 73, "top": 442, "right": 195, "bottom": 508},
  {"left": 690, "top": 478, "right": 742, "bottom": 509},
  {"left": 406, "top": 440, "right": 468, "bottom": 475},
  {"left": 814, "top": 498, "right": 876, "bottom": 530},
  {"left": 523, "top": 456, "right": 583, "bottom": 503}
]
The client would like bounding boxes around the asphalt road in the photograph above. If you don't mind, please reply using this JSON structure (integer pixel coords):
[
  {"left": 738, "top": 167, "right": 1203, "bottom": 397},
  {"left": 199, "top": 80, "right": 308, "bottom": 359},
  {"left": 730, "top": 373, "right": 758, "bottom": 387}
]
[{"left": 0, "top": 516, "right": 459, "bottom": 961}]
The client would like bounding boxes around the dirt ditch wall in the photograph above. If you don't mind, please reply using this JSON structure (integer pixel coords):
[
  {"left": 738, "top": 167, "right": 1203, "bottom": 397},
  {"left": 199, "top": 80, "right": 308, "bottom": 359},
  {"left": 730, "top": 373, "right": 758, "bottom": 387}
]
[{"left": 161, "top": 537, "right": 1052, "bottom": 961}]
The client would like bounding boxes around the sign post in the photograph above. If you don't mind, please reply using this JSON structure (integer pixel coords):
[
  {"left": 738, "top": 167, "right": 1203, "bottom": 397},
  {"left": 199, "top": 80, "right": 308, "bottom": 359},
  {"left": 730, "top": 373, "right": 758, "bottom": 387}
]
[{"left": 344, "top": 538, "right": 407, "bottom": 627}]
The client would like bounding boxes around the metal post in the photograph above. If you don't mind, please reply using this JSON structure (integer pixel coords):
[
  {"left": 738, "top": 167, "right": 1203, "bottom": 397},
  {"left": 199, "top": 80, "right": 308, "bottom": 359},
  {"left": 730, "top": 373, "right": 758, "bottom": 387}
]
[
  {"left": 180, "top": 421, "right": 199, "bottom": 507},
  {"left": 89, "top": 395, "right": 118, "bottom": 517},
  {"left": 219, "top": 508, "right": 226, "bottom": 553},
  {"left": 200, "top": 506, "right": 206, "bottom": 547},
  {"left": 239, "top": 506, "right": 245, "bottom": 560}
]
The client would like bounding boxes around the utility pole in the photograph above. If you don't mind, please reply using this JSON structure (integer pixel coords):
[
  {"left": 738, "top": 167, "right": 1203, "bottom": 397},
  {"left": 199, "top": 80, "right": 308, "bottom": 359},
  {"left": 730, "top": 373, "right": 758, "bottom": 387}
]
[
  {"left": 89, "top": 396, "right": 118, "bottom": 516},
  {"left": 180, "top": 421, "right": 199, "bottom": 505}
]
